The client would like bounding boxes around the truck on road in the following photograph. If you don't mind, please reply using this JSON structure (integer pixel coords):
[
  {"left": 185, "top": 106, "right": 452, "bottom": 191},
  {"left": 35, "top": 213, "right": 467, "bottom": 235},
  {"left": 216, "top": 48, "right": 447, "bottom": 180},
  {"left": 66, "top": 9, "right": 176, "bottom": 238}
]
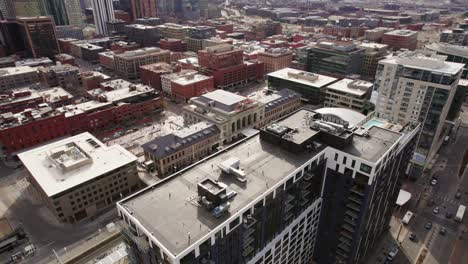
[
  {"left": 402, "top": 211, "right": 414, "bottom": 225},
  {"left": 455, "top": 205, "right": 465, "bottom": 222}
]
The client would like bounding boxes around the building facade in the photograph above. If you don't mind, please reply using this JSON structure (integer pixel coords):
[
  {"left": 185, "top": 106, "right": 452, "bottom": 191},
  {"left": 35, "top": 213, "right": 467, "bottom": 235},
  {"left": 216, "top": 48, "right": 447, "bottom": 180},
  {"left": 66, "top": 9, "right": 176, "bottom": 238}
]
[
  {"left": 439, "top": 28, "right": 468, "bottom": 46},
  {"left": 91, "top": 0, "right": 115, "bottom": 35},
  {"left": 382, "top": 30, "right": 418, "bottom": 51},
  {"left": 38, "top": 64, "right": 83, "bottom": 95},
  {"left": 64, "top": 0, "right": 84, "bottom": 27},
  {"left": 18, "top": 133, "right": 142, "bottom": 224},
  {"left": 113, "top": 48, "right": 171, "bottom": 79},
  {"left": 324, "top": 79, "right": 373, "bottom": 112},
  {"left": 140, "top": 63, "right": 175, "bottom": 91},
  {"left": 16, "top": 16, "right": 61, "bottom": 58},
  {"left": 257, "top": 49, "right": 293, "bottom": 74},
  {"left": 170, "top": 72, "right": 214, "bottom": 102},
  {"left": 374, "top": 50, "right": 464, "bottom": 177},
  {"left": 0, "top": 66, "right": 39, "bottom": 91}
]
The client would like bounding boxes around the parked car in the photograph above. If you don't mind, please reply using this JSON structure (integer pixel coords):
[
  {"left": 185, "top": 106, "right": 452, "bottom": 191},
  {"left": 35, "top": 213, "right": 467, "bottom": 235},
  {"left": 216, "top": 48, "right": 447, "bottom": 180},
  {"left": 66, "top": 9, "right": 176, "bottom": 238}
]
[
  {"left": 455, "top": 192, "right": 462, "bottom": 199},
  {"left": 446, "top": 212, "right": 453, "bottom": 219},
  {"left": 430, "top": 179, "right": 437, "bottom": 186},
  {"left": 433, "top": 207, "right": 440, "bottom": 214},
  {"left": 425, "top": 221, "right": 432, "bottom": 229},
  {"left": 409, "top": 233, "right": 416, "bottom": 241},
  {"left": 387, "top": 248, "right": 399, "bottom": 260}
]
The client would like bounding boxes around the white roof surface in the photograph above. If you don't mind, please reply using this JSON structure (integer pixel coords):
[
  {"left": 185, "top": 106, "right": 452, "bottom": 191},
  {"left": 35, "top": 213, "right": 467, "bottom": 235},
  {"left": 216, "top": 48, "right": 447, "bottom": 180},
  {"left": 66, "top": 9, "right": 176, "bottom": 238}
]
[
  {"left": 201, "top": 90, "right": 247, "bottom": 106},
  {"left": 267, "top": 68, "right": 338, "bottom": 88},
  {"left": 18, "top": 133, "right": 137, "bottom": 197},
  {"left": 326, "top": 78, "right": 373, "bottom": 96},
  {"left": 315, "top": 107, "right": 366, "bottom": 128},
  {"left": 381, "top": 52, "right": 465, "bottom": 75}
]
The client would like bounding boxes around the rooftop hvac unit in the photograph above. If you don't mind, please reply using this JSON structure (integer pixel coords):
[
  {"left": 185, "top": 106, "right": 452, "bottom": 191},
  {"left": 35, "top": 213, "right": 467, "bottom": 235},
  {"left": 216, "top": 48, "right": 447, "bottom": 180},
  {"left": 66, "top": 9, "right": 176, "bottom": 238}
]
[{"left": 218, "top": 157, "right": 246, "bottom": 182}]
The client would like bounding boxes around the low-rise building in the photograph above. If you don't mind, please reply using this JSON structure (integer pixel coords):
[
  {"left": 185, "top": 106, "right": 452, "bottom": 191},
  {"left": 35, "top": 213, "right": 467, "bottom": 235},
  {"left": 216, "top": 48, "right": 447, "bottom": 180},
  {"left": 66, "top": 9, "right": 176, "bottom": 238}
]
[
  {"left": 98, "top": 51, "right": 115, "bottom": 70},
  {"left": 0, "top": 66, "right": 39, "bottom": 91},
  {"left": 18, "top": 132, "right": 142, "bottom": 224},
  {"left": 267, "top": 68, "right": 338, "bottom": 105},
  {"left": 358, "top": 43, "right": 389, "bottom": 80},
  {"left": 81, "top": 71, "right": 111, "bottom": 90},
  {"left": 382, "top": 29, "right": 418, "bottom": 50},
  {"left": 159, "top": 38, "right": 187, "bottom": 52},
  {"left": 324, "top": 78, "right": 373, "bottom": 112},
  {"left": 140, "top": 63, "right": 176, "bottom": 90},
  {"left": 257, "top": 48, "right": 293, "bottom": 74},
  {"left": 124, "top": 24, "right": 161, "bottom": 47},
  {"left": 37, "top": 87, "right": 73, "bottom": 108},
  {"left": 55, "top": 54, "right": 76, "bottom": 66},
  {"left": 170, "top": 72, "right": 214, "bottom": 102},
  {"left": 0, "top": 89, "right": 43, "bottom": 114},
  {"left": 247, "top": 89, "right": 301, "bottom": 126},
  {"left": 439, "top": 28, "right": 468, "bottom": 46},
  {"left": 38, "top": 64, "right": 83, "bottom": 95},
  {"left": 113, "top": 48, "right": 171, "bottom": 79},
  {"left": 364, "top": 27, "right": 393, "bottom": 42},
  {"left": 183, "top": 90, "right": 264, "bottom": 144},
  {"left": 15, "top": 57, "right": 53, "bottom": 67},
  {"left": 157, "top": 23, "right": 190, "bottom": 39},
  {"left": 142, "top": 121, "right": 220, "bottom": 176}
]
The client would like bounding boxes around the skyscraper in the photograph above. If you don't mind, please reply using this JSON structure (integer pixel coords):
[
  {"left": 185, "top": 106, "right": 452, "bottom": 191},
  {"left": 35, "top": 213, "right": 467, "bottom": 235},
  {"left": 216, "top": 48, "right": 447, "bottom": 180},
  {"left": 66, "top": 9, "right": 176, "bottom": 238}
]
[
  {"left": 374, "top": 50, "right": 465, "bottom": 177},
  {"left": 64, "top": 0, "right": 84, "bottom": 27},
  {"left": 0, "top": 0, "right": 15, "bottom": 19},
  {"left": 91, "top": 0, "right": 114, "bottom": 35},
  {"left": 130, "top": 0, "right": 157, "bottom": 18},
  {"left": 42, "top": 0, "right": 69, "bottom": 25},
  {"left": 16, "top": 16, "right": 60, "bottom": 58},
  {"left": 14, "top": 0, "right": 45, "bottom": 17}
]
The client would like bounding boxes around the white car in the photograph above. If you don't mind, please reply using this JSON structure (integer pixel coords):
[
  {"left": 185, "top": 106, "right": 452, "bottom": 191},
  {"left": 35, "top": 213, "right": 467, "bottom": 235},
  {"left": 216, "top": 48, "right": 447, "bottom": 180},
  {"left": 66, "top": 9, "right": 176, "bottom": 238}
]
[
  {"left": 433, "top": 207, "right": 439, "bottom": 214},
  {"left": 430, "top": 179, "right": 437, "bottom": 186},
  {"left": 387, "top": 248, "right": 399, "bottom": 260}
]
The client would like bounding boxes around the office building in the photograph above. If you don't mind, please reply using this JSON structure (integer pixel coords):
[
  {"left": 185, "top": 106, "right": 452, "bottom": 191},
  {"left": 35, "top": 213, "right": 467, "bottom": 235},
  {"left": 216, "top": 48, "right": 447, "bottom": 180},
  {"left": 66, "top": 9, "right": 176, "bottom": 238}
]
[
  {"left": 183, "top": 89, "right": 264, "bottom": 144},
  {"left": 64, "top": 0, "right": 84, "bottom": 27},
  {"left": 382, "top": 30, "right": 418, "bottom": 51},
  {"left": 106, "top": 19, "right": 128, "bottom": 35},
  {"left": 130, "top": 0, "right": 157, "bottom": 18},
  {"left": 140, "top": 63, "right": 176, "bottom": 90},
  {"left": 257, "top": 49, "right": 293, "bottom": 74},
  {"left": 0, "top": 66, "right": 39, "bottom": 91},
  {"left": 0, "top": 0, "right": 15, "bottom": 19},
  {"left": 159, "top": 38, "right": 187, "bottom": 52},
  {"left": 324, "top": 78, "right": 373, "bottom": 112},
  {"left": 364, "top": 27, "right": 394, "bottom": 42},
  {"left": 14, "top": 0, "right": 44, "bottom": 17},
  {"left": 439, "top": 28, "right": 468, "bottom": 46},
  {"left": 55, "top": 53, "right": 76, "bottom": 66},
  {"left": 374, "top": 51, "right": 464, "bottom": 176},
  {"left": 38, "top": 64, "right": 83, "bottom": 95},
  {"left": 81, "top": 71, "right": 111, "bottom": 90},
  {"left": 118, "top": 107, "right": 419, "bottom": 264},
  {"left": 56, "top": 25, "right": 84, "bottom": 39},
  {"left": 157, "top": 23, "right": 190, "bottom": 40},
  {"left": 142, "top": 121, "right": 220, "bottom": 176},
  {"left": 305, "top": 41, "right": 365, "bottom": 78},
  {"left": 124, "top": 24, "right": 160, "bottom": 47},
  {"left": 135, "top": 17, "right": 160, "bottom": 26},
  {"left": 186, "top": 26, "right": 217, "bottom": 52},
  {"left": 358, "top": 43, "right": 389, "bottom": 81},
  {"left": 201, "top": 37, "right": 232, "bottom": 49},
  {"left": 16, "top": 16, "right": 61, "bottom": 58},
  {"left": 15, "top": 57, "right": 53, "bottom": 68},
  {"left": 113, "top": 47, "right": 171, "bottom": 79},
  {"left": 18, "top": 132, "right": 142, "bottom": 224},
  {"left": 247, "top": 89, "right": 302, "bottom": 127},
  {"left": 267, "top": 68, "right": 338, "bottom": 105},
  {"left": 91, "top": 0, "right": 115, "bottom": 35},
  {"left": 426, "top": 42, "right": 468, "bottom": 79},
  {"left": 42, "top": 0, "right": 69, "bottom": 25},
  {"left": 198, "top": 45, "right": 265, "bottom": 90}
]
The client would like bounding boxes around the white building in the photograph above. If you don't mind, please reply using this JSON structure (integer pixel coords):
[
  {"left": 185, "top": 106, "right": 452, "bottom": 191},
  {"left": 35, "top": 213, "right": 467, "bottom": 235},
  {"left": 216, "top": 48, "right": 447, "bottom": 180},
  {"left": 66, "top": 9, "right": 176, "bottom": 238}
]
[
  {"left": 91, "top": 0, "right": 115, "bottom": 35},
  {"left": 324, "top": 78, "right": 373, "bottom": 112},
  {"left": 374, "top": 50, "right": 465, "bottom": 175}
]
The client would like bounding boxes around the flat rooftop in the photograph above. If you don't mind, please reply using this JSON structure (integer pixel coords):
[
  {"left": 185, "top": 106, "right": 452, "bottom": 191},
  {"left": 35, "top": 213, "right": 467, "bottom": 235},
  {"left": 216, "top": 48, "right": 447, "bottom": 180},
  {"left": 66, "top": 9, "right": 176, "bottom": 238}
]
[
  {"left": 122, "top": 134, "right": 320, "bottom": 256},
  {"left": 384, "top": 29, "right": 417, "bottom": 36},
  {"left": 171, "top": 73, "right": 211, "bottom": 86},
  {"left": 199, "top": 90, "right": 247, "bottom": 108},
  {"left": 381, "top": 51, "right": 465, "bottom": 75},
  {"left": 326, "top": 78, "right": 373, "bottom": 96},
  {"left": 0, "top": 66, "right": 37, "bottom": 76},
  {"left": 38, "top": 87, "right": 73, "bottom": 103},
  {"left": 267, "top": 68, "right": 338, "bottom": 88},
  {"left": 18, "top": 133, "right": 136, "bottom": 197}
]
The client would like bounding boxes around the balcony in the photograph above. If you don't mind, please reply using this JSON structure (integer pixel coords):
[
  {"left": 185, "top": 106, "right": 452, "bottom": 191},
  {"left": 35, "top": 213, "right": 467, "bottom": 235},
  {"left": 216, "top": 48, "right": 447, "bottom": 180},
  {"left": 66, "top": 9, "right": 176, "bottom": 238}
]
[
  {"left": 339, "top": 230, "right": 353, "bottom": 241},
  {"left": 301, "top": 182, "right": 311, "bottom": 190},
  {"left": 303, "top": 172, "right": 314, "bottom": 181},
  {"left": 243, "top": 215, "right": 257, "bottom": 229},
  {"left": 350, "top": 187, "right": 365, "bottom": 197},
  {"left": 337, "top": 242, "right": 351, "bottom": 253},
  {"left": 343, "top": 217, "right": 356, "bottom": 227},
  {"left": 342, "top": 223, "right": 355, "bottom": 233},
  {"left": 243, "top": 245, "right": 254, "bottom": 257},
  {"left": 345, "top": 202, "right": 360, "bottom": 212},
  {"left": 285, "top": 194, "right": 295, "bottom": 203},
  {"left": 243, "top": 236, "right": 255, "bottom": 248},
  {"left": 243, "top": 228, "right": 255, "bottom": 240},
  {"left": 347, "top": 195, "right": 362, "bottom": 206},
  {"left": 345, "top": 210, "right": 358, "bottom": 219},
  {"left": 339, "top": 237, "right": 352, "bottom": 247}
]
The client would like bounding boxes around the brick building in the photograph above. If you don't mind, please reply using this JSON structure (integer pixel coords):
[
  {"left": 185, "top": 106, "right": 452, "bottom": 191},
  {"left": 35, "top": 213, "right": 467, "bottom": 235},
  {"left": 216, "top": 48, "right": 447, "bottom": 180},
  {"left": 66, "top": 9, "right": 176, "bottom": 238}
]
[
  {"left": 140, "top": 63, "right": 176, "bottom": 90},
  {"left": 55, "top": 54, "right": 76, "bottom": 66},
  {"left": 382, "top": 29, "right": 418, "bottom": 50},
  {"left": 0, "top": 66, "right": 39, "bottom": 91},
  {"left": 170, "top": 72, "right": 214, "bottom": 102},
  {"left": 38, "top": 64, "right": 83, "bottom": 95},
  {"left": 159, "top": 38, "right": 187, "bottom": 52},
  {"left": 198, "top": 45, "right": 265, "bottom": 90},
  {"left": 257, "top": 48, "right": 293, "bottom": 74},
  {"left": 81, "top": 71, "right": 111, "bottom": 90}
]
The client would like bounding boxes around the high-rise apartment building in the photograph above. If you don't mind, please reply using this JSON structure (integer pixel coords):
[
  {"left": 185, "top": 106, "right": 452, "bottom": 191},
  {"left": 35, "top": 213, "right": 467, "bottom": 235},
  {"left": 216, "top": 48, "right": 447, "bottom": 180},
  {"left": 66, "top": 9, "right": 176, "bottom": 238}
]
[
  {"left": 91, "top": 0, "right": 115, "bottom": 35},
  {"left": 130, "top": 0, "right": 157, "bottom": 18},
  {"left": 324, "top": 78, "right": 373, "bottom": 112},
  {"left": 64, "top": 0, "right": 84, "bottom": 27},
  {"left": 42, "top": 0, "right": 69, "bottom": 25},
  {"left": 113, "top": 47, "right": 171, "bottom": 79},
  {"left": 374, "top": 51, "right": 464, "bottom": 176},
  {"left": 118, "top": 107, "right": 419, "bottom": 264},
  {"left": 358, "top": 43, "right": 389, "bottom": 81},
  {"left": 439, "top": 28, "right": 468, "bottom": 46},
  {"left": 0, "top": 0, "right": 15, "bottom": 19},
  {"left": 426, "top": 42, "right": 468, "bottom": 79},
  {"left": 14, "top": 0, "right": 44, "bottom": 17},
  {"left": 16, "top": 16, "right": 61, "bottom": 58}
]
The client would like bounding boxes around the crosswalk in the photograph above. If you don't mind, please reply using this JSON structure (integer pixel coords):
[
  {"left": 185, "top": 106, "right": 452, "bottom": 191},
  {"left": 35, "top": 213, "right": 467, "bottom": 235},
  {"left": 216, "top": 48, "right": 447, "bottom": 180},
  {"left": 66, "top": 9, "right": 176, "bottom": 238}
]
[{"left": 423, "top": 190, "right": 460, "bottom": 206}]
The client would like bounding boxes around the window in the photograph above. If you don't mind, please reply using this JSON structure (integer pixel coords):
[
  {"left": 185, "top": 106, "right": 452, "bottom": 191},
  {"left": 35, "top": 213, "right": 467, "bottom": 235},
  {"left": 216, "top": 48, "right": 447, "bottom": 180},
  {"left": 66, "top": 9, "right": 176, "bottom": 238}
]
[
  {"left": 351, "top": 160, "right": 355, "bottom": 168},
  {"left": 334, "top": 153, "right": 338, "bottom": 161},
  {"left": 229, "top": 217, "right": 240, "bottom": 230},
  {"left": 342, "top": 156, "right": 347, "bottom": 165},
  {"left": 360, "top": 163, "right": 372, "bottom": 174}
]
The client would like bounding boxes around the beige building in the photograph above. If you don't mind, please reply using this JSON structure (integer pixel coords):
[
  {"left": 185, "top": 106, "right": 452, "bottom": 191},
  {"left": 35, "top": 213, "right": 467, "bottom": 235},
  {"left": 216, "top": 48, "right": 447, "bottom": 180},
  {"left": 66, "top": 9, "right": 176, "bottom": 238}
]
[
  {"left": 358, "top": 43, "right": 389, "bottom": 80},
  {"left": 113, "top": 48, "right": 171, "bottom": 80},
  {"left": 0, "top": 66, "right": 39, "bottom": 91},
  {"left": 324, "top": 78, "right": 373, "bottom": 112},
  {"left": 183, "top": 90, "right": 265, "bottom": 144},
  {"left": 142, "top": 121, "right": 220, "bottom": 176},
  {"left": 156, "top": 23, "right": 190, "bottom": 39},
  {"left": 18, "top": 133, "right": 142, "bottom": 224},
  {"left": 247, "top": 88, "right": 302, "bottom": 126},
  {"left": 257, "top": 48, "right": 293, "bottom": 74}
]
